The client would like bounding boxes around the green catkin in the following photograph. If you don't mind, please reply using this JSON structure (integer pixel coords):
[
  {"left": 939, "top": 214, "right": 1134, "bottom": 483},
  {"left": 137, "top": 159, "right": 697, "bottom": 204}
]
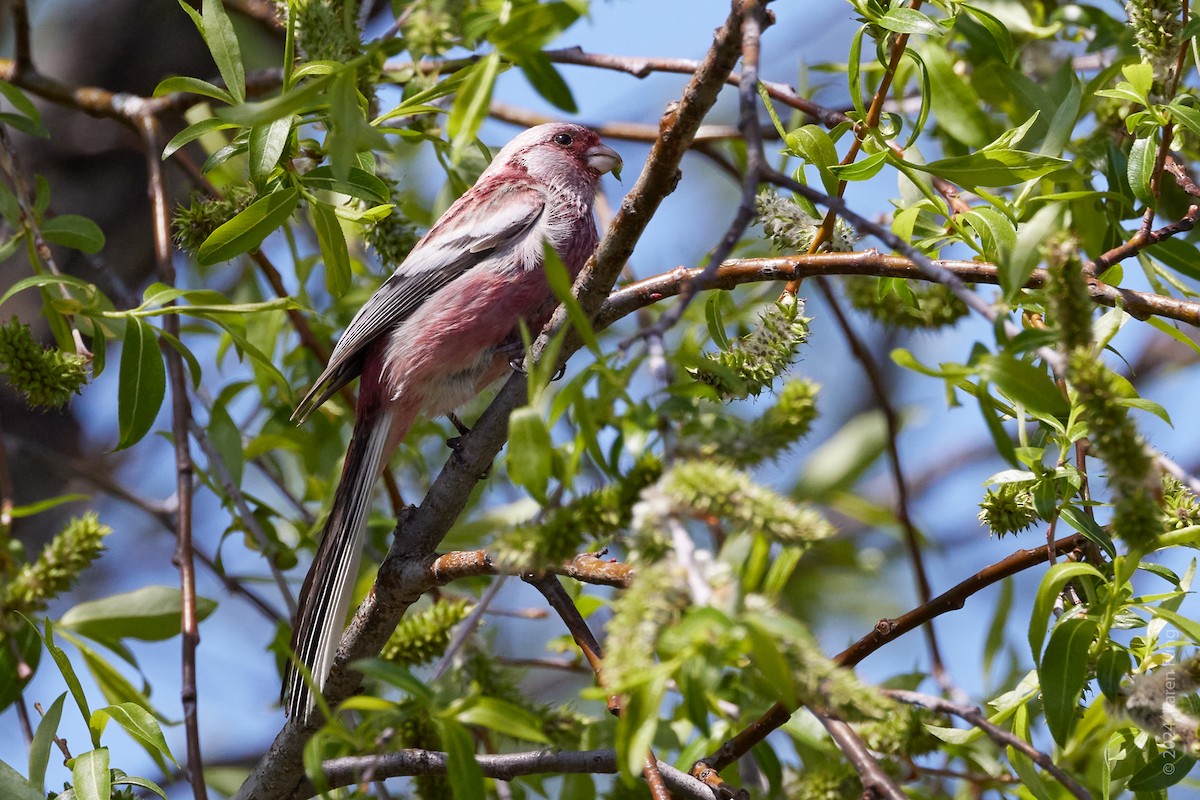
[
  {"left": 490, "top": 454, "right": 662, "bottom": 569},
  {"left": 756, "top": 191, "right": 856, "bottom": 253},
  {"left": 288, "top": 0, "right": 361, "bottom": 62},
  {"left": 644, "top": 460, "right": 835, "bottom": 547},
  {"left": 1043, "top": 240, "right": 1093, "bottom": 353},
  {"left": 787, "top": 759, "right": 863, "bottom": 800},
  {"left": 1126, "top": 0, "right": 1184, "bottom": 88},
  {"left": 0, "top": 318, "right": 89, "bottom": 409},
  {"left": 691, "top": 296, "right": 812, "bottom": 399},
  {"left": 1160, "top": 475, "right": 1200, "bottom": 529},
  {"left": 380, "top": 598, "right": 471, "bottom": 667},
  {"left": 394, "top": 701, "right": 453, "bottom": 800},
  {"left": 1045, "top": 238, "right": 1160, "bottom": 547},
  {"left": 1068, "top": 351, "right": 1160, "bottom": 548},
  {"left": 4, "top": 513, "right": 110, "bottom": 616},
  {"left": 172, "top": 187, "right": 257, "bottom": 255},
  {"left": 978, "top": 483, "right": 1041, "bottom": 536},
  {"left": 842, "top": 276, "right": 969, "bottom": 329},
  {"left": 681, "top": 378, "right": 820, "bottom": 467}
]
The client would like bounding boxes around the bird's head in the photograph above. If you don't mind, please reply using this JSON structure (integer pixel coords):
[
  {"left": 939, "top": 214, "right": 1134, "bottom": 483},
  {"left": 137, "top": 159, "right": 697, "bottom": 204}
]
[{"left": 490, "top": 123, "right": 622, "bottom": 189}]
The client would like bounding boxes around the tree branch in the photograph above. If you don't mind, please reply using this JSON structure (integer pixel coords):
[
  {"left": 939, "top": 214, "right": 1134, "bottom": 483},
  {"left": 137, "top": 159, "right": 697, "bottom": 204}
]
[
  {"left": 138, "top": 112, "right": 208, "bottom": 800},
  {"left": 595, "top": 254, "right": 1200, "bottom": 330},
  {"left": 885, "top": 689, "right": 1092, "bottom": 800},
  {"left": 295, "top": 748, "right": 718, "bottom": 799}
]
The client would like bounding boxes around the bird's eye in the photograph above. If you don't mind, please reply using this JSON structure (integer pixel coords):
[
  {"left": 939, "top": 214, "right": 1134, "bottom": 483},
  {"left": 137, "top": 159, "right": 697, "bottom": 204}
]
[{"left": 552, "top": 132, "right": 574, "bottom": 146}]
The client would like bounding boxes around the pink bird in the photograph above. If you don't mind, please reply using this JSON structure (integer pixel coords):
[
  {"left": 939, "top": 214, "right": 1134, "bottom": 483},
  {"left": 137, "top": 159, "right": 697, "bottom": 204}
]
[{"left": 285, "top": 123, "right": 621, "bottom": 720}]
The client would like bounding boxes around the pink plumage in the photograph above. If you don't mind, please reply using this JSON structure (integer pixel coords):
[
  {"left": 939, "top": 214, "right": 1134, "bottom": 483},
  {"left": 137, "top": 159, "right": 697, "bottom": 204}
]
[{"left": 285, "top": 124, "right": 621, "bottom": 720}]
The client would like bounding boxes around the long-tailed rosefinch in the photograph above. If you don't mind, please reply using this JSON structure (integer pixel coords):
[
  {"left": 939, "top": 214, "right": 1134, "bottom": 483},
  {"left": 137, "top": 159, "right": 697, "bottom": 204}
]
[{"left": 285, "top": 123, "right": 621, "bottom": 720}]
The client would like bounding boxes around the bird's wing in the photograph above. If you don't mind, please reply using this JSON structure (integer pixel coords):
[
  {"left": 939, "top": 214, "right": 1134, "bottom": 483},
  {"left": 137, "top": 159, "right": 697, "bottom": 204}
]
[{"left": 293, "top": 185, "right": 546, "bottom": 422}]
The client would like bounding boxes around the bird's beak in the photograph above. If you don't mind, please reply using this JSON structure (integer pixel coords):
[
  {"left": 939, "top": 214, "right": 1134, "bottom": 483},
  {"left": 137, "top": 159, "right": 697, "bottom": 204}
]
[{"left": 586, "top": 144, "right": 622, "bottom": 179}]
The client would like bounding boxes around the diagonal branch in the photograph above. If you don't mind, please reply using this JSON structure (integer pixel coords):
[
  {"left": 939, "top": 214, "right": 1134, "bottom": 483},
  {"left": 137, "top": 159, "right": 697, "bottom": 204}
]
[{"left": 885, "top": 689, "right": 1091, "bottom": 800}]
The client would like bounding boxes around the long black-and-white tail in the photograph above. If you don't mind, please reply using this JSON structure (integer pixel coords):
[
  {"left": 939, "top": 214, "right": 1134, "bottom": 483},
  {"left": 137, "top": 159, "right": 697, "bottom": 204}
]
[{"left": 285, "top": 410, "right": 394, "bottom": 721}]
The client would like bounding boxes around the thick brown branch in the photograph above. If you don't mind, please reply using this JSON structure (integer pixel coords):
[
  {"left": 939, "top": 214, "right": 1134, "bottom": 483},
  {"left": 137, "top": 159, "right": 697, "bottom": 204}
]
[
  {"left": 818, "top": 715, "right": 908, "bottom": 800},
  {"left": 596, "top": 254, "right": 1200, "bottom": 330},
  {"left": 297, "top": 748, "right": 717, "bottom": 799}
]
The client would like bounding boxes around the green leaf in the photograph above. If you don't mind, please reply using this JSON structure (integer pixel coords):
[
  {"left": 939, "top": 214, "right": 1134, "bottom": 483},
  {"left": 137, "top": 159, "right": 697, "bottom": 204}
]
[
  {"left": 795, "top": 411, "right": 888, "bottom": 498},
  {"left": 71, "top": 747, "right": 110, "bottom": 800},
  {"left": 976, "top": 354, "right": 1068, "bottom": 418},
  {"left": 218, "top": 72, "right": 333, "bottom": 126},
  {"left": 961, "top": 207, "right": 1015, "bottom": 266},
  {"left": 352, "top": 658, "right": 434, "bottom": 703},
  {"left": 311, "top": 201, "right": 351, "bottom": 299},
  {"left": 490, "top": 2, "right": 581, "bottom": 51},
  {"left": 0, "top": 759, "right": 44, "bottom": 800},
  {"left": 439, "top": 719, "right": 485, "bottom": 800},
  {"left": 116, "top": 318, "right": 166, "bottom": 450},
  {"left": 1128, "top": 136, "right": 1156, "bottom": 206},
  {"left": 1039, "top": 616, "right": 1097, "bottom": 746},
  {"left": 1144, "top": 605, "right": 1200, "bottom": 645},
  {"left": 907, "top": 149, "right": 1069, "bottom": 188},
  {"left": 1028, "top": 562, "right": 1104, "bottom": 660},
  {"left": 10, "top": 493, "right": 91, "bottom": 520},
  {"left": 300, "top": 166, "right": 390, "bottom": 204},
  {"left": 92, "top": 703, "right": 176, "bottom": 764},
  {"left": 207, "top": 401, "right": 244, "bottom": 488},
  {"left": 152, "top": 75, "right": 234, "bottom": 104},
  {"left": 828, "top": 150, "right": 887, "bottom": 182},
  {"left": 454, "top": 697, "right": 551, "bottom": 744},
  {"left": 1057, "top": 505, "right": 1116, "bottom": 558},
  {"left": 961, "top": 4, "right": 1013, "bottom": 62},
  {"left": 449, "top": 53, "right": 503, "bottom": 161},
  {"left": 921, "top": 44, "right": 992, "bottom": 148},
  {"left": 113, "top": 776, "right": 169, "bottom": 800},
  {"left": 1005, "top": 204, "right": 1061, "bottom": 302},
  {"left": 785, "top": 124, "right": 840, "bottom": 195},
  {"left": 60, "top": 586, "right": 217, "bottom": 642},
  {"left": 200, "top": 0, "right": 245, "bottom": 102},
  {"left": 29, "top": 693, "right": 66, "bottom": 793},
  {"left": 543, "top": 243, "right": 599, "bottom": 354},
  {"left": 41, "top": 215, "right": 105, "bottom": 254},
  {"left": 1146, "top": 236, "right": 1200, "bottom": 281},
  {"left": 513, "top": 49, "right": 577, "bottom": 112},
  {"left": 0, "top": 624, "right": 41, "bottom": 714},
  {"left": 1095, "top": 646, "right": 1130, "bottom": 702},
  {"left": 507, "top": 406, "right": 554, "bottom": 502},
  {"left": 1128, "top": 750, "right": 1195, "bottom": 791},
  {"left": 196, "top": 187, "right": 299, "bottom": 265},
  {"left": 877, "top": 7, "right": 943, "bottom": 36},
  {"left": 248, "top": 116, "right": 293, "bottom": 188},
  {"left": 162, "top": 117, "right": 238, "bottom": 160},
  {"left": 0, "top": 82, "right": 46, "bottom": 136}
]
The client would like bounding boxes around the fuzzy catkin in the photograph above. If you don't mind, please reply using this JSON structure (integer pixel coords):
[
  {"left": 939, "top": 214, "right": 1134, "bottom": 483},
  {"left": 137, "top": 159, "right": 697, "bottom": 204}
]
[{"left": 0, "top": 318, "right": 88, "bottom": 409}]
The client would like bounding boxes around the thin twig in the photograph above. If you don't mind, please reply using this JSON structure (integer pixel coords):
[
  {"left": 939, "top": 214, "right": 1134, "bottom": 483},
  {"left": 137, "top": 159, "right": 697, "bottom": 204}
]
[
  {"left": 138, "top": 112, "right": 209, "bottom": 800},
  {"left": 885, "top": 689, "right": 1091, "bottom": 800},
  {"left": 636, "top": 0, "right": 773, "bottom": 339}
]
